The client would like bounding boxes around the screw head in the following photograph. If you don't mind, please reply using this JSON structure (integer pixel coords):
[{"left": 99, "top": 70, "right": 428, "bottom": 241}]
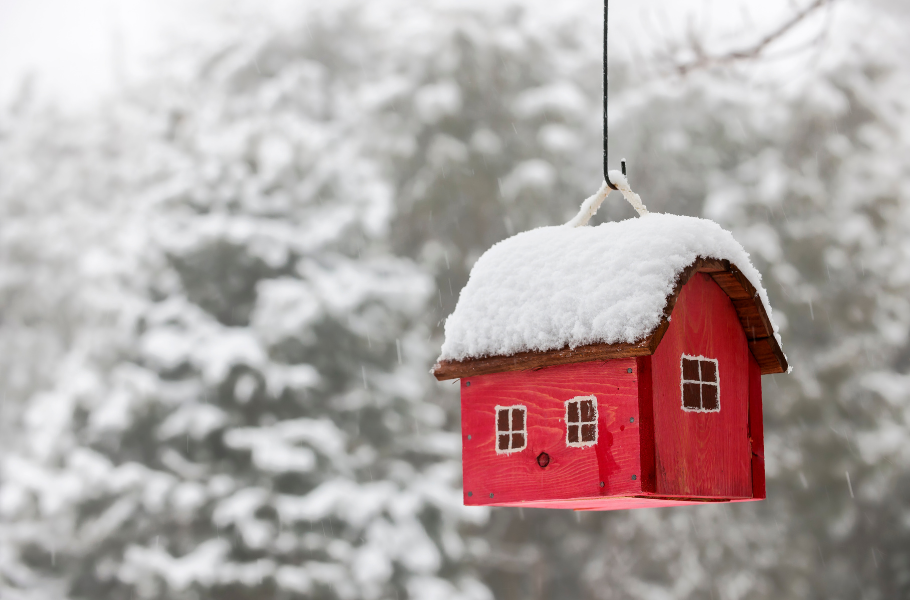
[
  {"left": 489, "top": 493, "right": 494, "bottom": 498},
  {"left": 467, "top": 435, "right": 471, "bottom": 440},
  {"left": 467, "top": 491, "right": 473, "bottom": 497},
  {"left": 631, "top": 475, "right": 637, "bottom": 480},
  {"left": 599, "top": 481, "right": 605, "bottom": 488},
  {"left": 630, "top": 417, "right": 635, "bottom": 423},
  {"left": 465, "top": 381, "right": 471, "bottom": 386},
  {"left": 627, "top": 368, "right": 633, "bottom": 373}
]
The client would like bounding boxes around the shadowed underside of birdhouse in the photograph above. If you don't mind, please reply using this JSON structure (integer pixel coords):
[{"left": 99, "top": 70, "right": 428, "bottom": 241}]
[{"left": 432, "top": 214, "right": 787, "bottom": 511}]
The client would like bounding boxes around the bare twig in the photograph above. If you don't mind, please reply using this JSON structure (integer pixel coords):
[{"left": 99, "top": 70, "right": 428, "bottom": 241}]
[{"left": 673, "top": 0, "right": 835, "bottom": 76}]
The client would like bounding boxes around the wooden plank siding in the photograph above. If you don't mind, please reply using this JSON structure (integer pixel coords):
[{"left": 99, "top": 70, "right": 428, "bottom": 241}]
[
  {"left": 460, "top": 360, "right": 644, "bottom": 506},
  {"left": 649, "top": 273, "right": 753, "bottom": 499},
  {"left": 748, "top": 351, "right": 767, "bottom": 499}
]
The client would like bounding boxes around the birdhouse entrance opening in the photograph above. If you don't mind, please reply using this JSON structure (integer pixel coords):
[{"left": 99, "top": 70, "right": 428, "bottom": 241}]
[
  {"left": 680, "top": 355, "right": 720, "bottom": 412},
  {"left": 495, "top": 405, "right": 527, "bottom": 453}
]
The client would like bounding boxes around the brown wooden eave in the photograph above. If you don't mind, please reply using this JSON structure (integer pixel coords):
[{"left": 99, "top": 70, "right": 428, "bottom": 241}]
[{"left": 432, "top": 257, "right": 788, "bottom": 380}]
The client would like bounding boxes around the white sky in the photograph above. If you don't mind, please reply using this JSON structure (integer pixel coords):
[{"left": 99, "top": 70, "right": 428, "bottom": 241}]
[
  {"left": 0, "top": 0, "right": 868, "bottom": 112},
  {"left": 1, "top": 0, "right": 162, "bottom": 106},
  {"left": 0, "top": 0, "right": 269, "bottom": 108}
]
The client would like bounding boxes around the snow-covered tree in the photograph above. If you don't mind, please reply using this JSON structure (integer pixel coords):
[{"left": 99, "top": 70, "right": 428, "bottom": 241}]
[
  {"left": 3, "top": 1, "right": 910, "bottom": 599},
  {"left": 0, "top": 5, "right": 494, "bottom": 599}
]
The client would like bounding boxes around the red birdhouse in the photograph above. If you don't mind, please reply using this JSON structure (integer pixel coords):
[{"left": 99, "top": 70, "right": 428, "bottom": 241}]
[{"left": 433, "top": 213, "right": 788, "bottom": 511}]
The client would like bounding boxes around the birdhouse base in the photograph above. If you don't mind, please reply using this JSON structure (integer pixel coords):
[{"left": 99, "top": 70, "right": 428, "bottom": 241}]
[{"left": 470, "top": 495, "right": 760, "bottom": 512}]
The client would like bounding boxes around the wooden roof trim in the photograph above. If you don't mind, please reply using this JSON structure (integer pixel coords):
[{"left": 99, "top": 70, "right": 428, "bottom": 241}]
[
  {"left": 432, "top": 256, "right": 787, "bottom": 380},
  {"left": 432, "top": 338, "right": 654, "bottom": 381}
]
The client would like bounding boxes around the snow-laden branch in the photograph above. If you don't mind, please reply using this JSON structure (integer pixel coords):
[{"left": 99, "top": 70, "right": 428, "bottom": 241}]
[
  {"left": 672, "top": 0, "right": 835, "bottom": 76},
  {"left": 566, "top": 170, "right": 649, "bottom": 227}
]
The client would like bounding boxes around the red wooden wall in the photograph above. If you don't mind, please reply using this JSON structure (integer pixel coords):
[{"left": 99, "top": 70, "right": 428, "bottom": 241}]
[
  {"left": 459, "top": 272, "right": 767, "bottom": 509},
  {"left": 650, "top": 273, "right": 753, "bottom": 498},
  {"left": 748, "top": 350, "right": 766, "bottom": 499},
  {"left": 461, "top": 359, "right": 643, "bottom": 506}
]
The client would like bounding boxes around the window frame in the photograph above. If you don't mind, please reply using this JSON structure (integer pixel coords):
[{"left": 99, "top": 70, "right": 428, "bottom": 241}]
[
  {"left": 565, "top": 395, "right": 598, "bottom": 448},
  {"left": 494, "top": 404, "right": 528, "bottom": 454},
  {"left": 680, "top": 354, "right": 721, "bottom": 413}
]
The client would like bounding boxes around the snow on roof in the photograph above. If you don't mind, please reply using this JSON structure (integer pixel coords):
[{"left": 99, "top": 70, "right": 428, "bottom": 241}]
[{"left": 438, "top": 213, "right": 781, "bottom": 363}]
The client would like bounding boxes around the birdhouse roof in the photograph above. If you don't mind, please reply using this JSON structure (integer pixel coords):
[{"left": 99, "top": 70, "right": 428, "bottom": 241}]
[{"left": 434, "top": 213, "right": 787, "bottom": 380}]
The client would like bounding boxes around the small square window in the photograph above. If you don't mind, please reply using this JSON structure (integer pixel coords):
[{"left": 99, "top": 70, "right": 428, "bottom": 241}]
[
  {"left": 682, "top": 382, "right": 701, "bottom": 409},
  {"left": 565, "top": 396, "right": 598, "bottom": 447},
  {"left": 680, "top": 355, "right": 720, "bottom": 412},
  {"left": 495, "top": 405, "right": 527, "bottom": 454}
]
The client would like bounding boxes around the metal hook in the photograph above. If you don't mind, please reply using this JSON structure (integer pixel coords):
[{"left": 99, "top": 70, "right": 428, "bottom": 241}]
[
  {"left": 603, "top": 1, "right": 628, "bottom": 192},
  {"left": 605, "top": 159, "right": 628, "bottom": 191}
]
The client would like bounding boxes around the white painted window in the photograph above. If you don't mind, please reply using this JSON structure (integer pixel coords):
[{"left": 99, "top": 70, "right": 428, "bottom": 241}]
[
  {"left": 681, "top": 355, "right": 720, "bottom": 412},
  {"left": 495, "top": 405, "right": 527, "bottom": 453},
  {"left": 565, "top": 395, "right": 597, "bottom": 447}
]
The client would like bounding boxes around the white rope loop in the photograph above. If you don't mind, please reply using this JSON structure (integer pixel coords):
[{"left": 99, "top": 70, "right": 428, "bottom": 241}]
[{"left": 566, "top": 170, "right": 649, "bottom": 227}]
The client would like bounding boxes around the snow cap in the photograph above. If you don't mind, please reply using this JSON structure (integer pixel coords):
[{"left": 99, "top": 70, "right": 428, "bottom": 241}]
[{"left": 438, "top": 213, "right": 781, "bottom": 362}]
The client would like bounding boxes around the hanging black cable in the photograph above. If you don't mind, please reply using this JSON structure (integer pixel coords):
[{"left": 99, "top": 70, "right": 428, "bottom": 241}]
[{"left": 603, "top": 0, "right": 625, "bottom": 190}]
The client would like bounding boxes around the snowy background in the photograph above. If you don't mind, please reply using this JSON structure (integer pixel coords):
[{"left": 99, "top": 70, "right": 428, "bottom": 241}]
[{"left": 2, "top": 0, "right": 910, "bottom": 598}]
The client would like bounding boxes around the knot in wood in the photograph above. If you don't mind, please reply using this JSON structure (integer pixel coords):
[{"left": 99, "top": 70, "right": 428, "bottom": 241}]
[{"left": 536, "top": 452, "right": 550, "bottom": 468}]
